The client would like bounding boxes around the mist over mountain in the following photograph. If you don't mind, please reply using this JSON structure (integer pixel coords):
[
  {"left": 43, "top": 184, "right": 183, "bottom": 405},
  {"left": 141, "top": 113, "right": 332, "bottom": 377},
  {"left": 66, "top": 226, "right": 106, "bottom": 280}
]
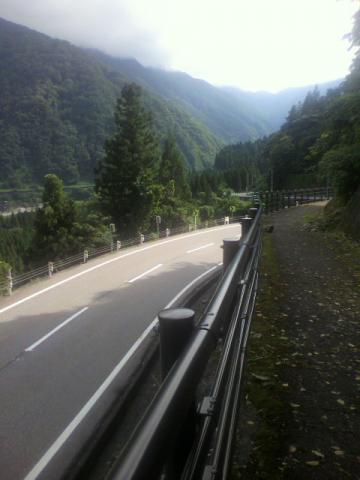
[
  {"left": 0, "top": 17, "right": 342, "bottom": 187},
  {"left": 221, "top": 79, "right": 342, "bottom": 131}
]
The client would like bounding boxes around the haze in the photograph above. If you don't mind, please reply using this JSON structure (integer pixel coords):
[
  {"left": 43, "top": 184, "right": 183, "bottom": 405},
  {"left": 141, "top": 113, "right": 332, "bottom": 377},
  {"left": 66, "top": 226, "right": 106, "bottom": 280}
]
[{"left": 0, "top": 0, "right": 357, "bottom": 92}]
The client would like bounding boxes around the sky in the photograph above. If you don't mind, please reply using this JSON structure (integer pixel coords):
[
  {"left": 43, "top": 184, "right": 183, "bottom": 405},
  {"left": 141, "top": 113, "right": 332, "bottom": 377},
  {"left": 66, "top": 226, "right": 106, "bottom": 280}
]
[{"left": 1, "top": 0, "right": 358, "bottom": 92}]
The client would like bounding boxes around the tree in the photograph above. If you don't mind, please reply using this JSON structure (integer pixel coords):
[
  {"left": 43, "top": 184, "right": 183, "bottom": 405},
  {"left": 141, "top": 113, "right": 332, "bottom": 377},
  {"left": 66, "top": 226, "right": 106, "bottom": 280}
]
[
  {"left": 32, "top": 174, "right": 78, "bottom": 261},
  {"left": 95, "top": 83, "right": 160, "bottom": 234},
  {"left": 159, "top": 135, "right": 191, "bottom": 199},
  {"left": 319, "top": 146, "right": 360, "bottom": 203}
]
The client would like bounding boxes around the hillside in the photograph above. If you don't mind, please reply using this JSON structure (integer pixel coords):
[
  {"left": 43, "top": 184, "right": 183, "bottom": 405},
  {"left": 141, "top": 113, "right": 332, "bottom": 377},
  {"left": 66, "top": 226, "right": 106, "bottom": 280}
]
[
  {"left": 0, "top": 17, "right": 342, "bottom": 188},
  {"left": 0, "top": 18, "right": 222, "bottom": 186},
  {"left": 90, "top": 53, "right": 273, "bottom": 142}
]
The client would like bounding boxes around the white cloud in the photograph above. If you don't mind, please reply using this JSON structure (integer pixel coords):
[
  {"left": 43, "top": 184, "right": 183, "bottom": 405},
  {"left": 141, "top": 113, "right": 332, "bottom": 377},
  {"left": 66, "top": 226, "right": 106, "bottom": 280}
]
[{"left": 0, "top": 0, "right": 357, "bottom": 91}]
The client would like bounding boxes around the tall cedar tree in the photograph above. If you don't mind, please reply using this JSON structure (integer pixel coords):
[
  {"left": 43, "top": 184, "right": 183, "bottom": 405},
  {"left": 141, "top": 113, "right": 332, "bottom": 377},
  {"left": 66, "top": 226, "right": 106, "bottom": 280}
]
[{"left": 96, "top": 83, "right": 160, "bottom": 234}]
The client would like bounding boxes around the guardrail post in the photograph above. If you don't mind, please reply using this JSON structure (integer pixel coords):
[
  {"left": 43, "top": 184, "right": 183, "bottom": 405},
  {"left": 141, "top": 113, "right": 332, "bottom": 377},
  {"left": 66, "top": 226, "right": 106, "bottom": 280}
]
[
  {"left": 48, "top": 262, "right": 54, "bottom": 278},
  {"left": 7, "top": 268, "right": 12, "bottom": 296},
  {"left": 240, "top": 216, "right": 252, "bottom": 238},
  {"left": 223, "top": 238, "right": 240, "bottom": 272},
  {"left": 83, "top": 250, "right": 89, "bottom": 263},
  {"left": 159, "top": 308, "right": 195, "bottom": 378},
  {"left": 166, "top": 228, "right": 170, "bottom": 237},
  {"left": 139, "top": 233, "right": 144, "bottom": 244},
  {"left": 158, "top": 308, "right": 196, "bottom": 478},
  {"left": 224, "top": 216, "right": 229, "bottom": 225},
  {"left": 248, "top": 207, "right": 258, "bottom": 219},
  {"left": 116, "top": 240, "right": 121, "bottom": 251}
]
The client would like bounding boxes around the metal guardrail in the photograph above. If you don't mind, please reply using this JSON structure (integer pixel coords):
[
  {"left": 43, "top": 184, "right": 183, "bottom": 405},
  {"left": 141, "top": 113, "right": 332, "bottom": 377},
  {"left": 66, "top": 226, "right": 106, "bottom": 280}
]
[
  {"left": 0, "top": 216, "right": 242, "bottom": 295},
  {"left": 107, "top": 204, "right": 262, "bottom": 480},
  {"left": 261, "top": 187, "right": 331, "bottom": 213},
  {"left": 104, "top": 188, "right": 331, "bottom": 479}
]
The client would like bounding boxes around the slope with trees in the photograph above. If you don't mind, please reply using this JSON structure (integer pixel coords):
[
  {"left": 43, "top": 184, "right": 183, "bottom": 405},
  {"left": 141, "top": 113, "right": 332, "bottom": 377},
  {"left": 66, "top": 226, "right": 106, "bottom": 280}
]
[
  {"left": 0, "top": 17, "right": 340, "bottom": 189},
  {"left": 0, "top": 17, "right": 220, "bottom": 187}
]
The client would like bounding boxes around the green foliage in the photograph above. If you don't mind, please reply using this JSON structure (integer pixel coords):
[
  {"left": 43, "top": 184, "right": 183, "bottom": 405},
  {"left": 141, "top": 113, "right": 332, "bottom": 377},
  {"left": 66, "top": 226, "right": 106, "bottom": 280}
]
[
  {"left": 0, "top": 18, "right": 119, "bottom": 186},
  {"left": 32, "top": 174, "right": 79, "bottom": 261},
  {"left": 31, "top": 174, "right": 110, "bottom": 263},
  {"left": 96, "top": 84, "right": 160, "bottom": 234},
  {"left": 214, "top": 139, "right": 267, "bottom": 191},
  {"left": 319, "top": 146, "right": 360, "bottom": 202},
  {"left": 0, "top": 212, "right": 35, "bottom": 272},
  {"left": 0, "top": 259, "right": 11, "bottom": 294},
  {"left": 159, "top": 135, "right": 191, "bottom": 199}
]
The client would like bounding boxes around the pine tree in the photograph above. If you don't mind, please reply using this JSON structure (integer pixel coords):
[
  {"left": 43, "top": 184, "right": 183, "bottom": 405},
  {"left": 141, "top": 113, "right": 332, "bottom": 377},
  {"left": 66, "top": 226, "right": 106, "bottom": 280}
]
[{"left": 95, "top": 83, "right": 160, "bottom": 234}]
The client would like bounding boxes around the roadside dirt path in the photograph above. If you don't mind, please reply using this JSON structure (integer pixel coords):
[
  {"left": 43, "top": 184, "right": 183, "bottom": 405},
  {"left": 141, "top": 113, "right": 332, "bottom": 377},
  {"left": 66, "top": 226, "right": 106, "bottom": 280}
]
[{"left": 232, "top": 203, "right": 360, "bottom": 480}]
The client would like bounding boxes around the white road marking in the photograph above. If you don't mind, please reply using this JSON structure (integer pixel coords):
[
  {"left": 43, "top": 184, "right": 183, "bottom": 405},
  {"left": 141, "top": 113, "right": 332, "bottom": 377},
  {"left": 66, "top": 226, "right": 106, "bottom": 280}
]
[
  {"left": 186, "top": 243, "right": 214, "bottom": 254},
  {"left": 25, "top": 307, "right": 88, "bottom": 352},
  {"left": 0, "top": 224, "right": 240, "bottom": 316},
  {"left": 23, "top": 264, "right": 219, "bottom": 480},
  {"left": 128, "top": 264, "right": 163, "bottom": 283}
]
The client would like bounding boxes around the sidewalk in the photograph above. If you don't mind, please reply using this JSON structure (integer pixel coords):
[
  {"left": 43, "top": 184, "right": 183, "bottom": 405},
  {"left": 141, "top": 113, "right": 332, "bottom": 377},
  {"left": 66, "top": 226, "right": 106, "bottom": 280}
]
[{"left": 232, "top": 203, "right": 360, "bottom": 480}]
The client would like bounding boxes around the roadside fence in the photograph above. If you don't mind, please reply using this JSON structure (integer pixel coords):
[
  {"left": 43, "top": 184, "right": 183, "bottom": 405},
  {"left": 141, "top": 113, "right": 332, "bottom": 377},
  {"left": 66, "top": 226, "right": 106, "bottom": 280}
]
[
  {"left": 261, "top": 187, "right": 331, "bottom": 213},
  {"left": 0, "top": 187, "right": 331, "bottom": 296},
  {"left": 0, "top": 216, "right": 242, "bottom": 295}
]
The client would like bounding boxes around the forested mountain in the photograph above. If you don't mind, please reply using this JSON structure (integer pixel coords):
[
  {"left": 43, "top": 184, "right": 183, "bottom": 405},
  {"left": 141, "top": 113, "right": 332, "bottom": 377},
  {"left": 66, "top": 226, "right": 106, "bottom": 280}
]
[
  {"left": 0, "top": 17, "right": 341, "bottom": 188},
  {"left": 0, "top": 18, "right": 221, "bottom": 186},
  {"left": 89, "top": 53, "right": 273, "bottom": 142}
]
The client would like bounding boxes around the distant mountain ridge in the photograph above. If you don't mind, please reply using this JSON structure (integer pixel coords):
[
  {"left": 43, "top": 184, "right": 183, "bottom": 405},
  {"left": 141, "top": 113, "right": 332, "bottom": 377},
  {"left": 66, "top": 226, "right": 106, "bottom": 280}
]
[
  {"left": 221, "top": 79, "right": 342, "bottom": 131},
  {"left": 0, "top": 17, "right": 342, "bottom": 187}
]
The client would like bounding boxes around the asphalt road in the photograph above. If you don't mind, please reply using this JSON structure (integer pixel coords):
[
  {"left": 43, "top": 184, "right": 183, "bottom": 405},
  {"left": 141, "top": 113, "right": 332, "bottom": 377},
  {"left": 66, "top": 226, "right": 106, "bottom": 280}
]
[{"left": 0, "top": 224, "right": 241, "bottom": 480}]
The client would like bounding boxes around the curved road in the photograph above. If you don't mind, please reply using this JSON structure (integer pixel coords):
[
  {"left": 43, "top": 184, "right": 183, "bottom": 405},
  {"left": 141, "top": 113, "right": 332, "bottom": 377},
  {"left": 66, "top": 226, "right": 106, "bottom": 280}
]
[{"left": 0, "top": 224, "right": 241, "bottom": 480}]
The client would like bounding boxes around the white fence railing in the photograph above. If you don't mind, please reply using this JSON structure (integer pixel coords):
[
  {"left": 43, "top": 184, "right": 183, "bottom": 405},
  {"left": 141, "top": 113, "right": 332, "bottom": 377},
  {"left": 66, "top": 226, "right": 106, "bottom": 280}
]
[{"left": 0, "top": 216, "right": 243, "bottom": 295}]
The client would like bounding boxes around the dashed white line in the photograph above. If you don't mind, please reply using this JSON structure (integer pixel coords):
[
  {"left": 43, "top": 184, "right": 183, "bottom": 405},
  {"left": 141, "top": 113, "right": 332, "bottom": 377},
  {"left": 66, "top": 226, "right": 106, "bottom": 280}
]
[
  {"left": 23, "top": 264, "right": 219, "bottom": 480},
  {"left": 186, "top": 243, "right": 214, "bottom": 254},
  {"left": 25, "top": 307, "right": 88, "bottom": 352},
  {"left": 128, "top": 264, "right": 163, "bottom": 283}
]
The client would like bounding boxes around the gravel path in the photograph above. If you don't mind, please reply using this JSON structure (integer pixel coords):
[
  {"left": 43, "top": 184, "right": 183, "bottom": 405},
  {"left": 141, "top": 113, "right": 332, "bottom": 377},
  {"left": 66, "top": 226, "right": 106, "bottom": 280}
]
[{"left": 233, "top": 203, "right": 360, "bottom": 480}]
